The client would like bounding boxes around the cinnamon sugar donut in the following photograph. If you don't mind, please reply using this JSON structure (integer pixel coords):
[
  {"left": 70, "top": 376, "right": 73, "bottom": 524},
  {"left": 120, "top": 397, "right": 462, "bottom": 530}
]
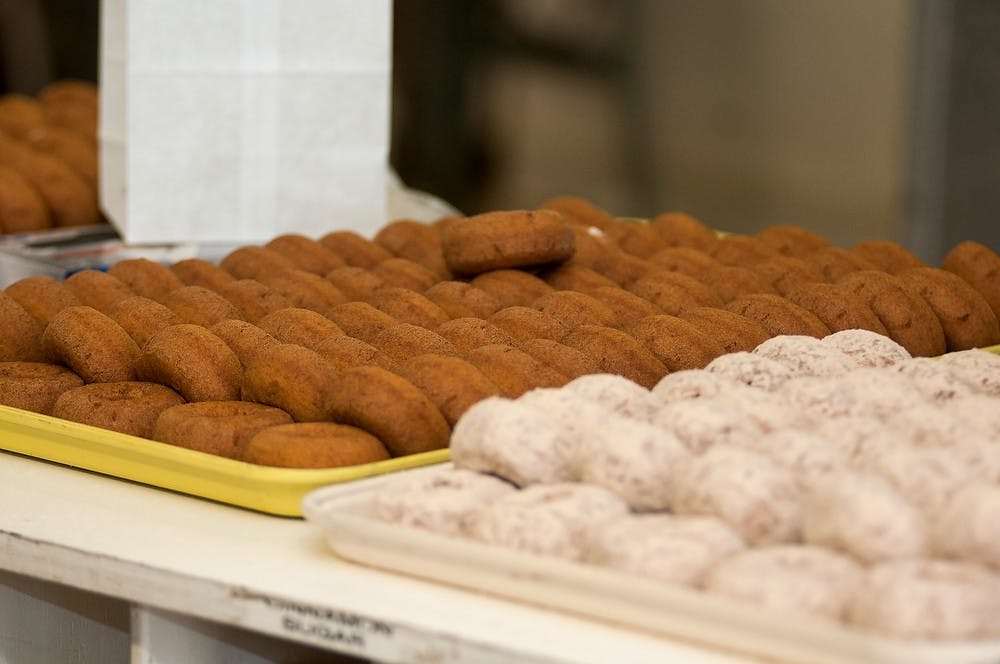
[
  {"left": 649, "top": 212, "right": 718, "bottom": 252},
  {"left": 52, "top": 381, "right": 184, "bottom": 438},
  {"left": 207, "top": 319, "right": 279, "bottom": 368},
  {"left": 539, "top": 264, "right": 617, "bottom": 293},
  {"left": 697, "top": 265, "right": 774, "bottom": 303},
  {"left": 217, "top": 279, "right": 293, "bottom": 324},
  {"left": 371, "top": 257, "right": 441, "bottom": 292},
  {"left": 592, "top": 250, "right": 654, "bottom": 287},
  {"left": 325, "top": 365, "right": 451, "bottom": 456},
  {"left": 241, "top": 343, "right": 338, "bottom": 421},
  {"left": 313, "top": 334, "right": 400, "bottom": 373},
  {"left": 0, "top": 361, "right": 83, "bottom": 414},
  {"left": 441, "top": 210, "right": 575, "bottom": 276},
  {"left": 679, "top": 306, "right": 771, "bottom": 354},
  {"left": 436, "top": 317, "right": 516, "bottom": 353},
  {"left": 318, "top": 230, "right": 394, "bottom": 269},
  {"left": 627, "top": 270, "right": 722, "bottom": 315},
  {"left": 489, "top": 305, "right": 570, "bottom": 342},
  {"left": 371, "top": 323, "right": 459, "bottom": 363},
  {"left": 564, "top": 223, "right": 615, "bottom": 270},
  {"left": 470, "top": 269, "right": 554, "bottom": 308},
  {"left": 256, "top": 308, "right": 344, "bottom": 349},
  {"left": 325, "top": 301, "right": 398, "bottom": 343},
  {"left": 367, "top": 287, "right": 450, "bottom": 329},
  {"left": 243, "top": 422, "right": 391, "bottom": 468},
  {"left": 626, "top": 315, "right": 726, "bottom": 372},
  {"left": 5, "top": 275, "right": 81, "bottom": 326},
  {"left": 586, "top": 286, "right": 664, "bottom": 324},
  {"left": 605, "top": 220, "right": 668, "bottom": 258},
  {"left": 530, "top": 290, "right": 621, "bottom": 329},
  {"left": 396, "top": 353, "right": 502, "bottom": 426},
  {"left": 646, "top": 246, "right": 721, "bottom": 278},
  {"left": 219, "top": 246, "right": 296, "bottom": 281},
  {"left": 259, "top": 269, "right": 347, "bottom": 317},
  {"left": 751, "top": 256, "right": 824, "bottom": 296},
  {"left": 0, "top": 292, "right": 45, "bottom": 361},
  {"left": 464, "top": 344, "right": 568, "bottom": 397},
  {"left": 374, "top": 219, "right": 450, "bottom": 277},
  {"left": 264, "top": 233, "right": 345, "bottom": 275},
  {"left": 107, "top": 258, "right": 184, "bottom": 302},
  {"left": 63, "top": 269, "right": 134, "bottom": 313},
  {"left": 516, "top": 338, "right": 600, "bottom": 380},
  {"left": 941, "top": 240, "right": 1000, "bottom": 320},
  {"left": 106, "top": 295, "right": 181, "bottom": 348},
  {"left": 896, "top": 266, "right": 1000, "bottom": 351},
  {"left": 711, "top": 235, "right": 780, "bottom": 266},
  {"left": 163, "top": 286, "right": 244, "bottom": 327},
  {"left": 805, "top": 246, "right": 877, "bottom": 282},
  {"left": 756, "top": 225, "right": 830, "bottom": 258},
  {"left": 43, "top": 306, "right": 139, "bottom": 382},
  {"left": 784, "top": 282, "right": 888, "bottom": 335},
  {"left": 539, "top": 195, "right": 616, "bottom": 230},
  {"left": 561, "top": 325, "right": 667, "bottom": 389},
  {"left": 323, "top": 266, "right": 384, "bottom": 301},
  {"left": 423, "top": 281, "right": 501, "bottom": 319},
  {"left": 849, "top": 239, "right": 924, "bottom": 274},
  {"left": 135, "top": 324, "right": 241, "bottom": 402},
  {"left": 153, "top": 401, "right": 293, "bottom": 459},
  {"left": 726, "top": 293, "right": 831, "bottom": 338},
  {"left": 169, "top": 258, "right": 235, "bottom": 291}
]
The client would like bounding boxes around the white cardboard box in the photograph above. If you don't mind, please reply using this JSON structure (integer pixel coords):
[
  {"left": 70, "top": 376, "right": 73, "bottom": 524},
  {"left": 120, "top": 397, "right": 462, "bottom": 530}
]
[{"left": 99, "top": 0, "right": 391, "bottom": 244}]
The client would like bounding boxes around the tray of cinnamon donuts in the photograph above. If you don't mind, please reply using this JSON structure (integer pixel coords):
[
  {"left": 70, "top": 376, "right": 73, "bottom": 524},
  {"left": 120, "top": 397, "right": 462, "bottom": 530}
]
[{"left": 1, "top": 196, "right": 999, "bottom": 517}]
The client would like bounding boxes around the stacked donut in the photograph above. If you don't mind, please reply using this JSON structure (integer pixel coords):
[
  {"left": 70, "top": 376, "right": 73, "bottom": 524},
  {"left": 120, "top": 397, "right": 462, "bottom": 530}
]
[
  {"left": 374, "top": 331, "right": 1000, "bottom": 641},
  {"left": 0, "top": 80, "right": 102, "bottom": 233}
]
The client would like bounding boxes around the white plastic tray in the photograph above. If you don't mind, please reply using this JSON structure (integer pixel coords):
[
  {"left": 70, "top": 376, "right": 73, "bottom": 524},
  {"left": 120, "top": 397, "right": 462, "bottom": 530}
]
[{"left": 303, "top": 465, "right": 1000, "bottom": 664}]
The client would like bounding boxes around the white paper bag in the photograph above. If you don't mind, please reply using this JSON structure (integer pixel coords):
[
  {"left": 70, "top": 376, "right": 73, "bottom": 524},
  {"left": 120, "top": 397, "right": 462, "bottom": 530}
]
[{"left": 99, "top": 0, "right": 391, "bottom": 244}]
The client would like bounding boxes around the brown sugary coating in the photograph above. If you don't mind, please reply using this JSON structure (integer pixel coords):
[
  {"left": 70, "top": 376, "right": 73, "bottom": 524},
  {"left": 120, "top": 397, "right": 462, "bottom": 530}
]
[
  {"left": 313, "top": 334, "right": 400, "bottom": 373},
  {"left": 470, "top": 269, "right": 554, "bottom": 308},
  {"left": 52, "top": 381, "right": 185, "bottom": 438},
  {"left": 41, "top": 102, "right": 97, "bottom": 138},
  {"left": 587, "top": 286, "right": 664, "bottom": 324},
  {"left": 441, "top": 209, "right": 575, "bottom": 275},
  {"left": 0, "top": 134, "right": 98, "bottom": 227},
  {"left": 464, "top": 344, "right": 568, "bottom": 397},
  {"left": 23, "top": 126, "right": 98, "bottom": 192},
  {"left": 106, "top": 296, "right": 182, "bottom": 348},
  {"left": 371, "top": 323, "right": 459, "bottom": 363},
  {"left": 0, "top": 292, "right": 45, "bottom": 361},
  {"left": 241, "top": 343, "right": 339, "bottom": 421},
  {"left": 0, "top": 94, "right": 46, "bottom": 137},
  {"left": 592, "top": 250, "right": 653, "bottom": 287},
  {"left": 489, "top": 306, "right": 570, "bottom": 342},
  {"left": 531, "top": 290, "right": 621, "bottom": 329},
  {"left": 540, "top": 264, "right": 617, "bottom": 293},
  {"left": 560, "top": 325, "right": 668, "bottom": 389},
  {"left": 219, "top": 246, "right": 296, "bottom": 281},
  {"left": 697, "top": 265, "right": 775, "bottom": 303},
  {"left": 325, "top": 365, "right": 451, "bottom": 456},
  {"left": 564, "top": 224, "right": 616, "bottom": 270},
  {"left": 805, "top": 246, "right": 878, "bottom": 282},
  {"left": 850, "top": 240, "right": 925, "bottom": 274},
  {"left": 107, "top": 258, "right": 184, "bottom": 302},
  {"left": 605, "top": 220, "right": 669, "bottom": 258},
  {"left": 324, "top": 266, "right": 385, "bottom": 301},
  {"left": 896, "top": 267, "right": 1000, "bottom": 351},
  {"left": 318, "top": 230, "right": 394, "bottom": 269},
  {"left": 170, "top": 258, "right": 235, "bottom": 291},
  {"left": 43, "top": 306, "right": 139, "bottom": 382},
  {"left": 0, "top": 361, "right": 83, "bottom": 414},
  {"left": 751, "top": 256, "right": 824, "bottom": 296},
  {"left": 371, "top": 257, "right": 440, "bottom": 291},
  {"left": 941, "top": 241, "right": 1000, "bottom": 321},
  {"left": 326, "top": 301, "right": 398, "bottom": 343},
  {"left": 517, "top": 338, "right": 601, "bottom": 380},
  {"left": 63, "top": 269, "right": 134, "bottom": 313},
  {"left": 539, "top": 195, "right": 617, "bottom": 230},
  {"left": 423, "top": 281, "right": 501, "bottom": 319},
  {"left": 367, "top": 287, "right": 450, "bottom": 329},
  {"left": 647, "top": 246, "right": 722, "bottom": 278},
  {"left": 264, "top": 233, "right": 345, "bottom": 275},
  {"left": 135, "top": 324, "right": 241, "bottom": 402},
  {"left": 679, "top": 306, "right": 771, "bottom": 354},
  {"left": 396, "top": 353, "right": 502, "bottom": 426},
  {"left": 725, "top": 293, "right": 832, "bottom": 339},
  {"left": 437, "top": 317, "right": 516, "bottom": 353},
  {"left": 39, "top": 80, "right": 99, "bottom": 107},
  {"left": 153, "top": 401, "right": 292, "bottom": 459},
  {"left": 256, "top": 308, "right": 345, "bottom": 349},
  {"left": 207, "top": 319, "right": 279, "bottom": 368},
  {"left": 626, "top": 315, "right": 727, "bottom": 372},
  {"left": 259, "top": 269, "right": 347, "bottom": 317},
  {"left": 217, "top": 279, "right": 293, "bottom": 323},
  {"left": 837, "top": 270, "right": 947, "bottom": 357},
  {"left": 627, "top": 270, "right": 722, "bottom": 315},
  {"left": 374, "top": 219, "right": 450, "bottom": 278},
  {"left": 0, "top": 165, "right": 51, "bottom": 232},
  {"left": 243, "top": 422, "right": 391, "bottom": 468},
  {"left": 756, "top": 225, "right": 830, "bottom": 258},
  {"left": 711, "top": 235, "right": 781, "bottom": 266},
  {"left": 784, "top": 282, "right": 889, "bottom": 336},
  {"left": 163, "top": 286, "right": 244, "bottom": 327},
  {"left": 649, "top": 212, "right": 718, "bottom": 252},
  {"left": 5, "top": 276, "right": 81, "bottom": 326}
]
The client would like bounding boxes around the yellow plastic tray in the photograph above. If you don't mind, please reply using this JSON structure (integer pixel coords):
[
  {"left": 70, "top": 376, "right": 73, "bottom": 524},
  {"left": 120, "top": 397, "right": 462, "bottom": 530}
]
[{"left": 0, "top": 404, "right": 449, "bottom": 517}]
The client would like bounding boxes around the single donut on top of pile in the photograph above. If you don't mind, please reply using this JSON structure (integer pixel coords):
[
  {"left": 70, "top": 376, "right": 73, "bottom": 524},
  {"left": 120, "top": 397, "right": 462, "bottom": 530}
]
[{"left": 441, "top": 210, "right": 575, "bottom": 276}]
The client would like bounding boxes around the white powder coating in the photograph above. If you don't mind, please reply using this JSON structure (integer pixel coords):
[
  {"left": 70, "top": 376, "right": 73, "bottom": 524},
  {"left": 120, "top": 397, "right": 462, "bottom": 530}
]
[
  {"left": 468, "top": 482, "right": 629, "bottom": 560},
  {"left": 650, "top": 370, "right": 743, "bottom": 405},
  {"left": 937, "top": 348, "right": 1000, "bottom": 396},
  {"left": 801, "top": 471, "right": 928, "bottom": 564},
  {"left": 450, "top": 397, "right": 575, "bottom": 486},
  {"left": 944, "top": 395, "right": 1000, "bottom": 439},
  {"left": 576, "top": 415, "right": 692, "bottom": 511},
  {"left": 892, "top": 357, "right": 977, "bottom": 402},
  {"left": 515, "top": 387, "right": 609, "bottom": 472},
  {"left": 371, "top": 467, "right": 516, "bottom": 537},
  {"left": 855, "top": 445, "right": 972, "bottom": 515},
  {"left": 932, "top": 484, "right": 1000, "bottom": 570},
  {"left": 654, "top": 397, "right": 764, "bottom": 455},
  {"left": 848, "top": 558, "right": 1000, "bottom": 639},
  {"left": 814, "top": 415, "right": 905, "bottom": 465},
  {"left": 831, "top": 368, "right": 926, "bottom": 418},
  {"left": 779, "top": 376, "right": 878, "bottom": 421},
  {"left": 747, "top": 428, "right": 849, "bottom": 491},
  {"left": 704, "top": 545, "right": 864, "bottom": 621},
  {"left": 585, "top": 514, "right": 745, "bottom": 587},
  {"left": 559, "top": 373, "right": 658, "bottom": 422},
  {"left": 672, "top": 445, "right": 802, "bottom": 545},
  {"left": 753, "top": 335, "right": 859, "bottom": 378},
  {"left": 717, "top": 388, "right": 805, "bottom": 432},
  {"left": 704, "top": 351, "right": 794, "bottom": 391},
  {"left": 822, "top": 329, "right": 911, "bottom": 368},
  {"left": 882, "top": 406, "right": 1000, "bottom": 482}
]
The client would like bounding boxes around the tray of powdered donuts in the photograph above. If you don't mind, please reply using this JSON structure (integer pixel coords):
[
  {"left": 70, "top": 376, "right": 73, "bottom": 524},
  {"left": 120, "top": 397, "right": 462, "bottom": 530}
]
[
  {"left": 2, "top": 197, "right": 1000, "bottom": 518},
  {"left": 304, "top": 329, "right": 1000, "bottom": 664}
]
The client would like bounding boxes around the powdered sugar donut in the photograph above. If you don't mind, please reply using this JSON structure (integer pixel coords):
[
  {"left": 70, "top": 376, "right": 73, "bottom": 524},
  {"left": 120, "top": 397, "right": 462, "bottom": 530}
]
[
  {"left": 585, "top": 514, "right": 744, "bottom": 586},
  {"left": 936, "top": 348, "right": 1000, "bottom": 396},
  {"left": 653, "top": 397, "right": 765, "bottom": 454},
  {"left": 855, "top": 445, "right": 971, "bottom": 514},
  {"left": 932, "top": 484, "right": 1000, "bottom": 569},
  {"left": 450, "top": 397, "right": 574, "bottom": 486},
  {"left": 753, "top": 334, "right": 858, "bottom": 377},
  {"left": 821, "top": 329, "right": 911, "bottom": 368},
  {"left": 672, "top": 445, "right": 801, "bottom": 545},
  {"left": 704, "top": 545, "right": 864, "bottom": 621},
  {"left": 892, "top": 357, "right": 977, "bottom": 402},
  {"left": 715, "top": 387, "right": 805, "bottom": 432},
  {"left": 372, "top": 467, "right": 515, "bottom": 537},
  {"left": 944, "top": 395, "right": 1000, "bottom": 439},
  {"left": 469, "top": 483, "right": 629, "bottom": 560},
  {"left": 848, "top": 558, "right": 1000, "bottom": 639},
  {"left": 576, "top": 415, "right": 692, "bottom": 511},
  {"left": 704, "top": 351, "right": 794, "bottom": 391},
  {"left": 747, "top": 428, "right": 849, "bottom": 490},
  {"left": 559, "top": 373, "right": 658, "bottom": 422},
  {"left": 779, "top": 376, "right": 878, "bottom": 421},
  {"left": 802, "top": 471, "right": 928, "bottom": 564},
  {"left": 813, "top": 416, "right": 900, "bottom": 463},
  {"left": 831, "top": 367, "right": 926, "bottom": 418},
  {"left": 650, "top": 369, "right": 743, "bottom": 405}
]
